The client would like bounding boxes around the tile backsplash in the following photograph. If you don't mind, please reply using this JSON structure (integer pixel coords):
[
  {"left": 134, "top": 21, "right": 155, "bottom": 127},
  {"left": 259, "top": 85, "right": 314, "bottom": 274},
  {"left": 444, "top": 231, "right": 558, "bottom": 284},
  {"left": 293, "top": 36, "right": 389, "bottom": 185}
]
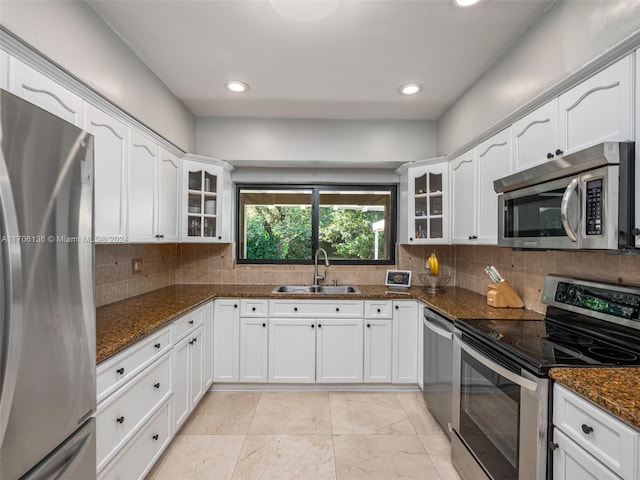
[
  {"left": 95, "top": 244, "right": 177, "bottom": 306},
  {"left": 96, "top": 241, "right": 640, "bottom": 313}
]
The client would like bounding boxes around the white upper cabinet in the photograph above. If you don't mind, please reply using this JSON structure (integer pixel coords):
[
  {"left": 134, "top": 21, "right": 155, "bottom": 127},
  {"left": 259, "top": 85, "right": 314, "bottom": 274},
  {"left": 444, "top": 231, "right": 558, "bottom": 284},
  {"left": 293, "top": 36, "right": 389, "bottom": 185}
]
[
  {"left": 558, "top": 54, "right": 634, "bottom": 154},
  {"left": 181, "top": 156, "right": 231, "bottom": 242},
  {"left": 128, "top": 131, "right": 160, "bottom": 242},
  {"left": 84, "top": 104, "right": 129, "bottom": 242},
  {"left": 157, "top": 149, "right": 180, "bottom": 242},
  {"left": 9, "top": 57, "right": 83, "bottom": 127},
  {"left": 0, "top": 50, "right": 8, "bottom": 90},
  {"left": 476, "top": 128, "right": 512, "bottom": 244},
  {"left": 512, "top": 98, "right": 559, "bottom": 171},
  {"left": 403, "top": 160, "right": 449, "bottom": 244},
  {"left": 450, "top": 149, "right": 477, "bottom": 244}
]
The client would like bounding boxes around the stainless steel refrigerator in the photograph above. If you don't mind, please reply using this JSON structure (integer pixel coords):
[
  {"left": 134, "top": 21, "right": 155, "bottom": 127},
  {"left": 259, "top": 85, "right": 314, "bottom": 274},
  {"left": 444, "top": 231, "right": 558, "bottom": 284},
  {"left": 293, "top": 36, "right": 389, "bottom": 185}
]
[{"left": 0, "top": 89, "right": 96, "bottom": 479}]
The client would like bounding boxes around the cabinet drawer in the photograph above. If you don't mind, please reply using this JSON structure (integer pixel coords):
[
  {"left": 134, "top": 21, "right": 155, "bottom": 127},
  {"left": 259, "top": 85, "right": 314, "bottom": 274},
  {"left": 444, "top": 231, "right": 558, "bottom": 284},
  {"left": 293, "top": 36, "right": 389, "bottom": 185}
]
[
  {"left": 97, "top": 326, "right": 171, "bottom": 404},
  {"left": 98, "top": 399, "right": 172, "bottom": 480},
  {"left": 97, "top": 353, "right": 172, "bottom": 471},
  {"left": 240, "top": 299, "right": 269, "bottom": 317},
  {"left": 269, "top": 300, "right": 364, "bottom": 317},
  {"left": 172, "top": 306, "right": 204, "bottom": 342},
  {"left": 364, "top": 301, "right": 392, "bottom": 318},
  {"left": 553, "top": 384, "right": 638, "bottom": 479}
]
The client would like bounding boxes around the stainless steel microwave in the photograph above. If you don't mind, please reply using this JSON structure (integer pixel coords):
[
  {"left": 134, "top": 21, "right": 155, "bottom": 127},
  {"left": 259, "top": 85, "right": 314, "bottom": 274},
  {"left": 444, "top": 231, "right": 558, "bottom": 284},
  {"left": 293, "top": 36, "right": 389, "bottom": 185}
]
[{"left": 494, "top": 142, "right": 636, "bottom": 250}]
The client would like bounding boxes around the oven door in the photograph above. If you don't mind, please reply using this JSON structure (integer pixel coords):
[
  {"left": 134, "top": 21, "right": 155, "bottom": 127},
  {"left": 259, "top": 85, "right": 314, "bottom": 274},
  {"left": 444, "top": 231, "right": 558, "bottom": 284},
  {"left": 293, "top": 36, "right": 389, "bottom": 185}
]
[{"left": 452, "top": 334, "right": 548, "bottom": 480}]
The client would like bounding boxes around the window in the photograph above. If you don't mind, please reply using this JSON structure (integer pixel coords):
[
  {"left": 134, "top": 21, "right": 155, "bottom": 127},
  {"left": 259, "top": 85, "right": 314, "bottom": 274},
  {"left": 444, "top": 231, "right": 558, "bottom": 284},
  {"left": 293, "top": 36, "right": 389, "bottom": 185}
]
[{"left": 237, "top": 185, "right": 396, "bottom": 264}]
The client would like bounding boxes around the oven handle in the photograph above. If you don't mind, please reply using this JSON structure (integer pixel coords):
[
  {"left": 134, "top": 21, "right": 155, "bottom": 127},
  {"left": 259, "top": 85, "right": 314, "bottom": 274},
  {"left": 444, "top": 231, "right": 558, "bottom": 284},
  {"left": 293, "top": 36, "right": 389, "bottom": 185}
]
[
  {"left": 457, "top": 338, "right": 539, "bottom": 392},
  {"left": 560, "top": 177, "right": 579, "bottom": 242}
]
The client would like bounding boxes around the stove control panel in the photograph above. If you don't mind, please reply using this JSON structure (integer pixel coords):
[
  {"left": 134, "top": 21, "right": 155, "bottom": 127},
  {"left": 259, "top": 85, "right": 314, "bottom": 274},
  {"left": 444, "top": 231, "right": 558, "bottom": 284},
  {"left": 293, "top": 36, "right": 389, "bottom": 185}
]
[{"left": 554, "top": 281, "right": 640, "bottom": 320}]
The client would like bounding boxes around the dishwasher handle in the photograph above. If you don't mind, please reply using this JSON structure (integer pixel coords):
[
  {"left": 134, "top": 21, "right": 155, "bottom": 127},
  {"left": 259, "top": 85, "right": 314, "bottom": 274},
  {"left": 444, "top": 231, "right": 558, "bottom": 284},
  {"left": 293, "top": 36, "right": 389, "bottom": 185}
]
[{"left": 424, "top": 318, "right": 453, "bottom": 340}]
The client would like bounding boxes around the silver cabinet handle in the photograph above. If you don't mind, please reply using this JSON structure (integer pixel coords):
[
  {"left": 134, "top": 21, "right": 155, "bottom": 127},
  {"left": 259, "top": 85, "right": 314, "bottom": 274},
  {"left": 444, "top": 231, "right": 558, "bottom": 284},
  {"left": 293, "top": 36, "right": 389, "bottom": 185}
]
[{"left": 561, "top": 178, "right": 580, "bottom": 242}]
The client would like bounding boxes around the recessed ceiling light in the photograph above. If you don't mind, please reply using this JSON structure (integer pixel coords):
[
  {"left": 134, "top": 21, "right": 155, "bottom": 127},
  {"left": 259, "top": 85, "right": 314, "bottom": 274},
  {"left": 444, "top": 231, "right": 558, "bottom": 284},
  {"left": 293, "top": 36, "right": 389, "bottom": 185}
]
[
  {"left": 269, "top": 0, "right": 342, "bottom": 22},
  {"left": 454, "top": 0, "right": 480, "bottom": 7},
  {"left": 398, "top": 83, "right": 422, "bottom": 95},
  {"left": 225, "top": 81, "right": 249, "bottom": 93}
]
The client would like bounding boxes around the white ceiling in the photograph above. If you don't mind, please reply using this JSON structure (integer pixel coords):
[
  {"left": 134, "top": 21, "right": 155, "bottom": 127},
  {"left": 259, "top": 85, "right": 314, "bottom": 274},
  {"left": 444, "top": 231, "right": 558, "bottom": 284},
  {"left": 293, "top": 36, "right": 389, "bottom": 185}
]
[{"left": 88, "top": 0, "right": 553, "bottom": 120}]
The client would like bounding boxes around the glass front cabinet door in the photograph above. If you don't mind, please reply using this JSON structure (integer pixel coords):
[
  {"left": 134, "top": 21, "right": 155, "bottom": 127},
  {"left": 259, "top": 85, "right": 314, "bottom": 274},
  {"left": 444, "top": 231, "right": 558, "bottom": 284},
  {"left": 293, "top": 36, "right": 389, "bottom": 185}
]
[
  {"left": 406, "top": 162, "right": 449, "bottom": 244},
  {"left": 181, "top": 157, "right": 229, "bottom": 242}
]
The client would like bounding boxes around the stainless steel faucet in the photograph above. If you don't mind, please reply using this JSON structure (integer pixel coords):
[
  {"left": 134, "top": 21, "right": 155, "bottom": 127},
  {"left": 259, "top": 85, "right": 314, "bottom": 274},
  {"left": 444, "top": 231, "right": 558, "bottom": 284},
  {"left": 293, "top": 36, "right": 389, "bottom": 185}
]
[{"left": 313, "top": 248, "right": 330, "bottom": 286}]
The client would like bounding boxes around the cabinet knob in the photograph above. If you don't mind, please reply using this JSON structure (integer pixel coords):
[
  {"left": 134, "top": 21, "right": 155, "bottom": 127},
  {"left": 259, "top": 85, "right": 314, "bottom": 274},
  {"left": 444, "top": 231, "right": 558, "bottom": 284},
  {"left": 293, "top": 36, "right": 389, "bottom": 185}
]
[
  {"left": 377, "top": 308, "right": 381, "bottom": 313},
  {"left": 189, "top": 339, "right": 195, "bottom": 345},
  {"left": 318, "top": 323, "right": 322, "bottom": 328},
  {"left": 218, "top": 236, "right": 222, "bottom": 240},
  {"left": 395, "top": 305, "right": 399, "bottom": 310},
  {"left": 468, "top": 235, "right": 477, "bottom": 240},
  {"left": 152, "top": 434, "right": 159, "bottom": 441},
  {"left": 154, "top": 343, "right": 161, "bottom": 349},
  {"left": 189, "top": 320, "right": 194, "bottom": 324},
  {"left": 335, "top": 307, "right": 340, "bottom": 312},
  {"left": 252, "top": 307, "right": 256, "bottom": 311},
  {"left": 234, "top": 304, "right": 238, "bottom": 308},
  {"left": 116, "top": 367, "right": 125, "bottom": 375},
  {"left": 294, "top": 307, "right": 298, "bottom": 312},
  {"left": 311, "top": 324, "right": 315, "bottom": 329},
  {"left": 581, "top": 424, "right": 594, "bottom": 434},
  {"left": 262, "top": 323, "right": 266, "bottom": 327},
  {"left": 632, "top": 228, "right": 640, "bottom": 236},
  {"left": 555, "top": 149, "right": 563, "bottom": 156},
  {"left": 116, "top": 416, "right": 125, "bottom": 424},
  {"left": 546, "top": 152, "right": 554, "bottom": 159},
  {"left": 409, "top": 237, "right": 414, "bottom": 242},
  {"left": 549, "top": 441, "right": 558, "bottom": 451},
  {"left": 367, "top": 323, "right": 371, "bottom": 328},
  {"left": 154, "top": 382, "right": 160, "bottom": 389},
  {"left": 193, "top": 337, "right": 198, "bottom": 343}
]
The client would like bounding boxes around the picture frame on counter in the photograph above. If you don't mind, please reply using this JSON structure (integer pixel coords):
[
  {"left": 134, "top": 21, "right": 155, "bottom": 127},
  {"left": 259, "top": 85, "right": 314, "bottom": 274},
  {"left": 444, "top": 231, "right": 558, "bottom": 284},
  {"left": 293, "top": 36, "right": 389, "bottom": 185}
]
[{"left": 385, "top": 270, "right": 411, "bottom": 288}]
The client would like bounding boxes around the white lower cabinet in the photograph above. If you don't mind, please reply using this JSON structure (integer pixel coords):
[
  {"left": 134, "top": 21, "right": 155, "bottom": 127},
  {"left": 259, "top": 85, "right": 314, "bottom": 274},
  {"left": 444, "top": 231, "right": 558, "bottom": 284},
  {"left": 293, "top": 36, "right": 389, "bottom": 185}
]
[
  {"left": 392, "top": 301, "right": 419, "bottom": 384},
  {"left": 172, "top": 325, "right": 204, "bottom": 431},
  {"left": 363, "top": 318, "right": 392, "bottom": 383},
  {"left": 213, "top": 299, "right": 240, "bottom": 382},
  {"left": 553, "top": 429, "right": 622, "bottom": 480},
  {"left": 98, "top": 399, "right": 172, "bottom": 480},
  {"left": 240, "top": 317, "right": 269, "bottom": 382},
  {"left": 364, "top": 300, "right": 393, "bottom": 383},
  {"left": 316, "top": 318, "right": 364, "bottom": 383},
  {"left": 96, "top": 353, "right": 172, "bottom": 472},
  {"left": 552, "top": 384, "right": 639, "bottom": 480},
  {"left": 268, "top": 318, "right": 317, "bottom": 383},
  {"left": 202, "top": 301, "right": 214, "bottom": 389}
]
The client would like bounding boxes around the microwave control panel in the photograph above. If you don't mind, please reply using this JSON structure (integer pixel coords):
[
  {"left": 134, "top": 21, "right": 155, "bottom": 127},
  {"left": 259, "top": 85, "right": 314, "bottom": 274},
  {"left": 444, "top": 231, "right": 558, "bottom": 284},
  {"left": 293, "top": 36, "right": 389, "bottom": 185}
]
[{"left": 585, "top": 178, "right": 603, "bottom": 235}]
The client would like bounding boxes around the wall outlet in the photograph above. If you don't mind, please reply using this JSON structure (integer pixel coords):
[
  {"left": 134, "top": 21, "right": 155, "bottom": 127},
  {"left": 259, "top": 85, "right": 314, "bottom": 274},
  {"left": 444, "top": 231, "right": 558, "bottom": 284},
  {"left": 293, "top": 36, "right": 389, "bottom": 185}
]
[{"left": 132, "top": 258, "right": 142, "bottom": 274}]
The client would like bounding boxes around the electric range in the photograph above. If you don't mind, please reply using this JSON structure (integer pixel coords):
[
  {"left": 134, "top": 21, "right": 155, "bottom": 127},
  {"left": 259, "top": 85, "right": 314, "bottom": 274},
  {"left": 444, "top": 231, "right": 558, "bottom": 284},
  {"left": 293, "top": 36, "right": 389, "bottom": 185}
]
[{"left": 450, "top": 274, "right": 640, "bottom": 480}]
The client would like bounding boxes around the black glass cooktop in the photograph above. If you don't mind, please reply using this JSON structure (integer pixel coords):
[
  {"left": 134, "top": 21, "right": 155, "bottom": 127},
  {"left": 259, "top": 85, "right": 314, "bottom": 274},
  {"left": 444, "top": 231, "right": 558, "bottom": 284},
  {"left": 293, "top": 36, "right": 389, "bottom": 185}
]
[{"left": 455, "top": 313, "right": 640, "bottom": 375}]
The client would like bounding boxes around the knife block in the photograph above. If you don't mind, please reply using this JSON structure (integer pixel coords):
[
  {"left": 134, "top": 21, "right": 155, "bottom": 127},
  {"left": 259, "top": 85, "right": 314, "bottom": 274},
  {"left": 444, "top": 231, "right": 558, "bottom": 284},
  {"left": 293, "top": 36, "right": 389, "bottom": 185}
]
[{"left": 487, "top": 281, "right": 524, "bottom": 308}]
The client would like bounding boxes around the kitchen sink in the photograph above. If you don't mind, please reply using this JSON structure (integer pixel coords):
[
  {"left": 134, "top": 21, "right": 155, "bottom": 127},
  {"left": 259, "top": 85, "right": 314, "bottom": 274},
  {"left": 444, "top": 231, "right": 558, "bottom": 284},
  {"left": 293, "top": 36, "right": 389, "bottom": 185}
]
[{"left": 272, "top": 285, "right": 361, "bottom": 294}]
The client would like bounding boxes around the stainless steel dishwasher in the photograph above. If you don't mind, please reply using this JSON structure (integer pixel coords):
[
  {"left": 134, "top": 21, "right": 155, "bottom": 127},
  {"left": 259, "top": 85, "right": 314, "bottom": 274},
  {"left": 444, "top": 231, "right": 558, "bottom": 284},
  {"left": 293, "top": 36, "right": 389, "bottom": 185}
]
[{"left": 422, "top": 306, "right": 454, "bottom": 436}]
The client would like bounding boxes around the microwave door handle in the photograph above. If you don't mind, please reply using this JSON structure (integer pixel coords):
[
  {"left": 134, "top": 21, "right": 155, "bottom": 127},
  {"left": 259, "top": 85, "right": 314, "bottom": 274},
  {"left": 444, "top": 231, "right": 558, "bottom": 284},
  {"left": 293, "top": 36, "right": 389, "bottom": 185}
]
[{"left": 561, "top": 178, "right": 580, "bottom": 242}]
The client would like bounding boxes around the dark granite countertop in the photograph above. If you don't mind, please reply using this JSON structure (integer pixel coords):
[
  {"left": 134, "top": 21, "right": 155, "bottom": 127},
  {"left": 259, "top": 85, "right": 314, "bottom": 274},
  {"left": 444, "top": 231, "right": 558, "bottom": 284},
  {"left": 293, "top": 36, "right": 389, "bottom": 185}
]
[
  {"left": 96, "top": 284, "right": 543, "bottom": 364},
  {"left": 550, "top": 367, "right": 640, "bottom": 431}
]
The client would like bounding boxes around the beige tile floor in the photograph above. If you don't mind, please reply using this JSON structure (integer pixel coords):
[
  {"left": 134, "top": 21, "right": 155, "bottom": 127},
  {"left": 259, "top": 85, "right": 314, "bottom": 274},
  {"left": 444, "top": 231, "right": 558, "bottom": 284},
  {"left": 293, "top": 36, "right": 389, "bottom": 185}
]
[{"left": 147, "top": 391, "right": 463, "bottom": 480}]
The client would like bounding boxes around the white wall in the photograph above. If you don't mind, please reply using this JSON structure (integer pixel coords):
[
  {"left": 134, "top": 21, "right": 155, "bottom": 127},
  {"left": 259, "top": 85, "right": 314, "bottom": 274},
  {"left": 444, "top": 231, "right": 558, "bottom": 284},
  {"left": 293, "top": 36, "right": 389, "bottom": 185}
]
[
  {"left": 197, "top": 117, "right": 436, "bottom": 168},
  {"left": 437, "top": 0, "right": 640, "bottom": 156},
  {"left": 0, "top": 0, "right": 196, "bottom": 151}
]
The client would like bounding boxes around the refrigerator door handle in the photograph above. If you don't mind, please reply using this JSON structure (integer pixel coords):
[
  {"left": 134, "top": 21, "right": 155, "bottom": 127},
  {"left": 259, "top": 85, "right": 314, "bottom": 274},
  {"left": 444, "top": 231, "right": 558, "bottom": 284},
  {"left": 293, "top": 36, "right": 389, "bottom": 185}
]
[
  {"left": 0, "top": 144, "right": 24, "bottom": 446},
  {"left": 21, "top": 418, "right": 95, "bottom": 480}
]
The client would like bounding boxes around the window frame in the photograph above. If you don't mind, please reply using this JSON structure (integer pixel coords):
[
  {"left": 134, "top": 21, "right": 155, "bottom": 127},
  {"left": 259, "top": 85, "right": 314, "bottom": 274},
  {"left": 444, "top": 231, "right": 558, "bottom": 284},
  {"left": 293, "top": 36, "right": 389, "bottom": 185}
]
[{"left": 235, "top": 183, "right": 397, "bottom": 265}]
